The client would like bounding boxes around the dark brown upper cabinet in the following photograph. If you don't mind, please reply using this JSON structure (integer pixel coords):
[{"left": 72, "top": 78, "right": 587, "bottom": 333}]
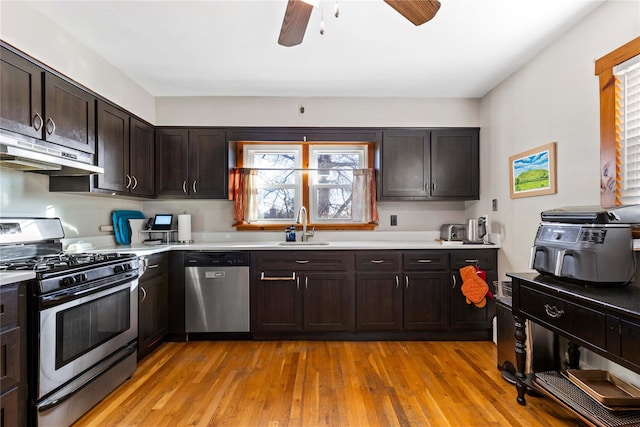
[
  {"left": 378, "top": 128, "right": 479, "bottom": 201},
  {"left": 0, "top": 46, "right": 96, "bottom": 155},
  {"left": 155, "top": 128, "right": 227, "bottom": 199},
  {"left": 44, "top": 73, "right": 96, "bottom": 154},
  {"left": 0, "top": 47, "right": 44, "bottom": 139},
  {"left": 95, "top": 101, "right": 154, "bottom": 197}
]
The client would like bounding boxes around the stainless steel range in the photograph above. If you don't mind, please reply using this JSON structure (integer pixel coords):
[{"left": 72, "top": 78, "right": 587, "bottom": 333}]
[{"left": 0, "top": 218, "right": 138, "bottom": 426}]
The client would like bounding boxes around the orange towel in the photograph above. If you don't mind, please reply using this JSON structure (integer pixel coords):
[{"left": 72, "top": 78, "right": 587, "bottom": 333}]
[{"left": 459, "top": 265, "right": 489, "bottom": 308}]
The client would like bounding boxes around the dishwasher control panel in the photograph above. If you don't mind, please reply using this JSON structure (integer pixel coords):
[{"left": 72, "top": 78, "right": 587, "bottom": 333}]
[{"left": 184, "top": 251, "right": 250, "bottom": 267}]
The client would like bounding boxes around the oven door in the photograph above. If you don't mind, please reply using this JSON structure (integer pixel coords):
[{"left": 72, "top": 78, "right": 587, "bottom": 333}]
[{"left": 37, "top": 278, "right": 138, "bottom": 399}]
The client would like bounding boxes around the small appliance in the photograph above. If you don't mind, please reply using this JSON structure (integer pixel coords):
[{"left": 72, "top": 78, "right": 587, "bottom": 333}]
[
  {"left": 467, "top": 215, "right": 488, "bottom": 243},
  {"left": 530, "top": 205, "right": 639, "bottom": 285},
  {"left": 440, "top": 224, "right": 466, "bottom": 241}
]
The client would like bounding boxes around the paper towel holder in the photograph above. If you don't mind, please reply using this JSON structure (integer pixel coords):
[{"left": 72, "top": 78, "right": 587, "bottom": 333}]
[{"left": 178, "top": 213, "right": 194, "bottom": 244}]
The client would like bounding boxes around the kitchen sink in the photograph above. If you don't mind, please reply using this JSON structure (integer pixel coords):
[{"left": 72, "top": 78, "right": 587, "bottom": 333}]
[{"left": 278, "top": 241, "right": 330, "bottom": 246}]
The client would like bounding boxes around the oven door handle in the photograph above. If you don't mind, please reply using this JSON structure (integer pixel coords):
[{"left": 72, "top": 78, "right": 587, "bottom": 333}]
[
  {"left": 40, "top": 274, "right": 137, "bottom": 308},
  {"left": 37, "top": 342, "right": 137, "bottom": 413}
]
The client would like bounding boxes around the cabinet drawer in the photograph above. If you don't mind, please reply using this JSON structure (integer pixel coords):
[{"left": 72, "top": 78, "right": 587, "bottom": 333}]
[
  {"left": 141, "top": 253, "right": 168, "bottom": 281},
  {"left": 256, "top": 251, "right": 353, "bottom": 271},
  {"left": 0, "top": 285, "right": 18, "bottom": 327},
  {"left": 520, "top": 286, "right": 606, "bottom": 349},
  {"left": 355, "top": 252, "right": 401, "bottom": 271},
  {"left": 403, "top": 251, "right": 448, "bottom": 270},
  {"left": 450, "top": 250, "right": 497, "bottom": 270}
]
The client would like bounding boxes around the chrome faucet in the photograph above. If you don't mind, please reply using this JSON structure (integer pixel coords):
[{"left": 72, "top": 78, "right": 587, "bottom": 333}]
[{"left": 296, "top": 206, "right": 315, "bottom": 242}]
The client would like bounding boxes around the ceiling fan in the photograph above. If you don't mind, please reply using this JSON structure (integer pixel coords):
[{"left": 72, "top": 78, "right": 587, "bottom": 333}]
[{"left": 278, "top": 0, "right": 441, "bottom": 47}]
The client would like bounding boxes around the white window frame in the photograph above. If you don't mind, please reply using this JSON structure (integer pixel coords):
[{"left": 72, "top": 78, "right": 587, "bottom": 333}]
[{"left": 308, "top": 145, "right": 367, "bottom": 223}]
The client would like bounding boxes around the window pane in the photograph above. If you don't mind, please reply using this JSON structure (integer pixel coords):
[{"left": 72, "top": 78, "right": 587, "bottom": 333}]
[
  {"left": 251, "top": 153, "right": 297, "bottom": 169},
  {"left": 316, "top": 153, "right": 361, "bottom": 169},
  {"left": 258, "top": 169, "right": 297, "bottom": 185},
  {"left": 257, "top": 188, "right": 295, "bottom": 220},
  {"left": 315, "top": 187, "right": 352, "bottom": 220}
]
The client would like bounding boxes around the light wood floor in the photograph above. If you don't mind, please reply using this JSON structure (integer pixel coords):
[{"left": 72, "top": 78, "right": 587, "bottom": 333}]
[{"left": 74, "top": 340, "right": 583, "bottom": 427}]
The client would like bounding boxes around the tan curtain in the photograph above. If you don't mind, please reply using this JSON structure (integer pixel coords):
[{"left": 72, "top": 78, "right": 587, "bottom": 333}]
[
  {"left": 352, "top": 169, "right": 379, "bottom": 224},
  {"left": 229, "top": 169, "right": 258, "bottom": 223}
]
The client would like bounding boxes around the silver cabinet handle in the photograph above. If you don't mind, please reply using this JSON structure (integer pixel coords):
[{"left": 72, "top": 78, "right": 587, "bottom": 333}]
[
  {"left": 405, "top": 276, "right": 409, "bottom": 288},
  {"left": 295, "top": 260, "right": 309, "bottom": 264},
  {"left": 131, "top": 175, "right": 138, "bottom": 190},
  {"left": 139, "top": 286, "right": 147, "bottom": 303},
  {"left": 418, "top": 259, "right": 432, "bottom": 263},
  {"left": 33, "top": 113, "right": 43, "bottom": 131},
  {"left": 147, "top": 264, "right": 159, "bottom": 269},
  {"left": 182, "top": 180, "right": 187, "bottom": 193},
  {"left": 296, "top": 276, "right": 300, "bottom": 290},
  {"left": 452, "top": 274, "right": 457, "bottom": 288},
  {"left": 465, "top": 259, "right": 479, "bottom": 264},
  {"left": 305, "top": 276, "right": 308, "bottom": 290},
  {"left": 193, "top": 180, "right": 197, "bottom": 193},
  {"left": 395, "top": 275, "right": 399, "bottom": 289},
  {"left": 544, "top": 304, "right": 564, "bottom": 319},
  {"left": 260, "top": 272, "right": 296, "bottom": 281},
  {"left": 125, "top": 174, "right": 132, "bottom": 189},
  {"left": 46, "top": 117, "right": 56, "bottom": 135},
  {"left": 370, "top": 260, "right": 385, "bottom": 264},
  {"left": 432, "top": 182, "right": 436, "bottom": 192}
]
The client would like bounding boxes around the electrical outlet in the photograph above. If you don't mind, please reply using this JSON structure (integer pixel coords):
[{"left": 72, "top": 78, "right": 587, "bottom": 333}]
[
  {"left": 390, "top": 215, "right": 397, "bottom": 226},
  {"left": 492, "top": 199, "right": 498, "bottom": 211}
]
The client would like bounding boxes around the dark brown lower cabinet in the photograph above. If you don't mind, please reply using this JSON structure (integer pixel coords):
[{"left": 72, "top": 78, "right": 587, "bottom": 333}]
[
  {"left": 403, "top": 271, "right": 449, "bottom": 330},
  {"left": 0, "top": 283, "right": 26, "bottom": 426},
  {"left": 356, "top": 273, "right": 402, "bottom": 331},
  {"left": 138, "top": 254, "right": 168, "bottom": 360},
  {"left": 252, "top": 251, "right": 355, "bottom": 334}
]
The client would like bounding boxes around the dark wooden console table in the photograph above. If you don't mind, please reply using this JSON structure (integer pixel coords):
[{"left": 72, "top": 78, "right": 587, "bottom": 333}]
[{"left": 508, "top": 273, "right": 640, "bottom": 424}]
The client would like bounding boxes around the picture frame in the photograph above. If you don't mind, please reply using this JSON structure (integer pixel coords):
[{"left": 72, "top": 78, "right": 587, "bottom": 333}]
[{"left": 509, "top": 142, "right": 557, "bottom": 199}]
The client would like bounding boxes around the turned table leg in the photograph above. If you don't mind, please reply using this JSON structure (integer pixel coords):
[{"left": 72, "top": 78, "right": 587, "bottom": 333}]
[
  {"left": 514, "top": 315, "right": 528, "bottom": 405},
  {"left": 568, "top": 342, "right": 581, "bottom": 369}
]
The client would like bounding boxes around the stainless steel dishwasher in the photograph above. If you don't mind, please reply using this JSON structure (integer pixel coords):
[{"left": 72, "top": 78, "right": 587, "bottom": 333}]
[{"left": 184, "top": 251, "right": 250, "bottom": 334}]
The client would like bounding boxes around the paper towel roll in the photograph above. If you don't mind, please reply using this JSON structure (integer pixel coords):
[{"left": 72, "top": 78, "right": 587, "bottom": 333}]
[{"left": 178, "top": 214, "right": 192, "bottom": 242}]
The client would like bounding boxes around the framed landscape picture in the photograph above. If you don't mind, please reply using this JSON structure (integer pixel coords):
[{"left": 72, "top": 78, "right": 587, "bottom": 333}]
[{"left": 509, "top": 142, "right": 557, "bottom": 199}]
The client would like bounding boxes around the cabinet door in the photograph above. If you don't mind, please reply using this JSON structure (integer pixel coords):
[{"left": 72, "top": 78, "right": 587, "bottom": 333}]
[
  {"left": 380, "top": 130, "right": 430, "bottom": 199},
  {"left": 303, "top": 272, "right": 354, "bottom": 331},
  {"left": 404, "top": 272, "right": 449, "bottom": 330},
  {"left": 44, "top": 72, "right": 96, "bottom": 154},
  {"left": 155, "top": 128, "right": 189, "bottom": 197},
  {"left": 0, "top": 47, "right": 44, "bottom": 139},
  {"left": 188, "top": 129, "right": 227, "bottom": 198},
  {"left": 254, "top": 272, "right": 302, "bottom": 332},
  {"left": 431, "top": 129, "right": 479, "bottom": 198},
  {"left": 356, "top": 273, "right": 402, "bottom": 331},
  {"left": 96, "top": 101, "right": 129, "bottom": 192},
  {"left": 129, "top": 118, "right": 155, "bottom": 197},
  {"left": 450, "top": 250, "right": 497, "bottom": 331},
  {"left": 138, "top": 272, "right": 168, "bottom": 361}
]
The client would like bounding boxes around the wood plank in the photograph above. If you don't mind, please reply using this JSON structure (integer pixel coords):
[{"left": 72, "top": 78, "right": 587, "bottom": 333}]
[{"left": 74, "top": 341, "right": 585, "bottom": 427}]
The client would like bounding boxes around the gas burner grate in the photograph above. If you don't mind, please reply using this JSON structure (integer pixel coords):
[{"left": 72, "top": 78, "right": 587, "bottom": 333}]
[{"left": 534, "top": 371, "right": 640, "bottom": 427}]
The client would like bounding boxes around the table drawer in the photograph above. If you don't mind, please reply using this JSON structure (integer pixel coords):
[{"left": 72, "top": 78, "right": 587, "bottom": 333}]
[{"left": 520, "top": 285, "right": 605, "bottom": 349}]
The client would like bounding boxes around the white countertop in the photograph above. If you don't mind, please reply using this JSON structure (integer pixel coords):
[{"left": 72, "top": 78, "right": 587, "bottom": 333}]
[
  {"left": 0, "top": 271, "right": 36, "bottom": 286},
  {"left": 87, "top": 240, "right": 499, "bottom": 256}
]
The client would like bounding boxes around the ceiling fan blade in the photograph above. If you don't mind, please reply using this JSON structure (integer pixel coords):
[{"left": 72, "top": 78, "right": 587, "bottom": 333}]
[
  {"left": 384, "top": 0, "right": 441, "bottom": 26},
  {"left": 278, "top": 0, "right": 314, "bottom": 47}
]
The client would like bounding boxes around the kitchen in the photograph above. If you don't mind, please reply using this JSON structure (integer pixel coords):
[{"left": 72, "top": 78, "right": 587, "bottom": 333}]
[{"left": 1, "top": 0, "right": 640, "bottom": 426}]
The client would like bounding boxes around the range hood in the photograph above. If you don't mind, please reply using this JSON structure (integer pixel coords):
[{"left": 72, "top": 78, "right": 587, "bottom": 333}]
[{"left": 0, "top": 134, "right": 103, "bottom": 176}]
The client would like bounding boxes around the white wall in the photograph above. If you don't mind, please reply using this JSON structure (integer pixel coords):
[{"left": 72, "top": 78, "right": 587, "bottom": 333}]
[
  {"left": 0, "top": 0, "right": 156, "bottom": 123},
  {"left": 474, "top": 0, "right": 640, "bottom": 280}
]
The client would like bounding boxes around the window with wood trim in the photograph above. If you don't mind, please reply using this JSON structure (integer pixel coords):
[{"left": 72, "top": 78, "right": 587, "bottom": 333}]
[
  {"left": 230, "top": 142, "right": 378, "bottom": 231},
  {"left": 596, "top": 36, "right": 640, "bottom": 207}
]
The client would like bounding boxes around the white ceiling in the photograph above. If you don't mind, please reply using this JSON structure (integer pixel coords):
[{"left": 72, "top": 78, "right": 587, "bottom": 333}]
[{"left": 26, "top": 0, "right": 605, "bottom": 98}]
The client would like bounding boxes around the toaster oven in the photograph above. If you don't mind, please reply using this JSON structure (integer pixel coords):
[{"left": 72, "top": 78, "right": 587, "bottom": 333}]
[{"left": 440, "top": 224, "right": 467, "bottom": 241}]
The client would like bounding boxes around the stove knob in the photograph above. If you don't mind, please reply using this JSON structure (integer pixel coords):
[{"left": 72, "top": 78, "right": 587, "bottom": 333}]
[
  {"left": 60, "top": 276, "right": 76, "bottom": 287},
  {"left": 75, "top": 273, "right": 88, "bottom": 283},
  {"left": 114, "top": 265, "right": 125, "bottom": 274}
]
